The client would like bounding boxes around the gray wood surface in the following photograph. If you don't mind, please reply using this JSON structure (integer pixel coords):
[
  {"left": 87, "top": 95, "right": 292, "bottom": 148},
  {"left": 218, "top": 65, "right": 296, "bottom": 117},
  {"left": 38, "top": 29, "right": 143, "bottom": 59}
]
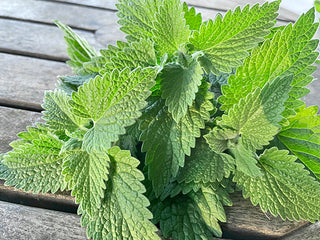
[
  {"left": 0, "top": 107, "right": 42, "bottom": 153},
  {"left": 0, "top": 19, "right": 102, "bottom": 61},
  {"left": 0, "top": 53, "right": 70, "bottom": 109},
  {"left": 0, "top": 201, "right": 87, "bottom": 240},
  {"left": 0, "top": 0, "right": 118, "bottom": 31},
  {"left": 280, "top": 222, "right": 320, "bottom": 240}
]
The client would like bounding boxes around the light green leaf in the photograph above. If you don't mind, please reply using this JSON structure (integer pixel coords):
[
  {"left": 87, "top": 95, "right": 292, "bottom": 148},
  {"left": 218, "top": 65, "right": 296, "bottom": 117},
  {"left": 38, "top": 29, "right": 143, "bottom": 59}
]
[
  {"left": 63, "top": 147, "right": 109, "bottom": 216},
  {"left": 55, "top": 21, "right": 98, "bottom": 75},
  {"left": 190, "top": 1, "right": 279, "bottom": 74},
  {"left": 82, "top": 147, "right": 160, "bottom": 240},
  {"left": 219, "top": 9, "right": 319, "bottom": 113},
  {"left": 278, "top": 105, "right": 320, "bottom": 179},
  {"left": 153, "top": 195, "right": 213, "bottom": 240},
  {"left": 116, "top": 0, "right": 162, "bottom": 41},
  {"left": 183, "top": 2, "right": 202, "bottom": 31},
  {"left": 70, "top": 67, "right": 157, "bottom": 152},
  {"left": 230, "top": 139, "right": 262, "bottom": 177},
  {"left": 140, "top": 82, "right": 214, "bottom": 196},
  {"left": 106, "top": 38, "right": 157, "bottom": 70},
  {"left": 216, "top": 75, "right": 292, "bottom": 151},
  {"left": 234, "top": 147, "right": 320, "bottom": 222},
  {"left": 152, "top": 0, "right": 190, "bottom": 56},
  {"left": 161, "top": 52, "right": 203, "bottom": 122},
  {"left": 2, "top": 131, "right": 67, "bottom": 194},
  {"left": 177, "top": 138, "right": 235, "bottom": 184},
  {"left": 57, "top": 74, "right": 96, "bottom": 96},
  {"left": 42, "top": 90, "right": 87, "bottom": 135}
]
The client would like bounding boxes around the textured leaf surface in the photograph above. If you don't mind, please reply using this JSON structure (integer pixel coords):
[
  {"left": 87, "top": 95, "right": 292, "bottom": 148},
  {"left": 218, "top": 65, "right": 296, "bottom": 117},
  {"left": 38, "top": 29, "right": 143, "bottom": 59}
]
[
  {"left": 278, "top": 105, "right": 320, "bottom": 179},
  {"left": 190, "top": 1, "right": 279, "bottom": 74},
  {"left": 42, "top": 90, "right": 86, "bottom": 135},
  {"left": 234, "top": 147, "right": 320, "bottom": 221},
  {"left": 216, "top": 75, "right": 292, "bottom": 151},
  {"left": 116, "top": 0, "right": 162, "bottom": 41},
  {"left": 141, "top": 83, "right": 214, "bottom": 196},
  {"left": 2, "top": 131, "right": 67, "bottom": 193},
  {"left": 153, "top": 195, "right": 213, "bottom": 239},
  {"left": 57, "top": 74, "right": 96, "bottom": 96},
  {"left": 183, "top": 2, "right": 202, "bottom": 31},
  {"left": 161, "top": 52, "right": 203, "bottom": 122},
  {"left": 70, "top": 67, "right": 157, "bottom": 152},
  {"left": 55, "top": 21, "right": 98, "bottom": 74},
  {"left": 189, "top": 184, "right": 232, "bottom": 237},
  {"left": 219, "top": 9, "right": 319, "bottom": 112},
  {"left": 152, "top": 0, "right": 190, "bottom": 56},
  {"left": 63, "top": 147, "right": 110, "bottom": 216},
  {"left": 177, "top": 138, "right": 234, "bottom": 184},
  {"left": 82, "top": 147, "right": 160, "bottom": 240}
]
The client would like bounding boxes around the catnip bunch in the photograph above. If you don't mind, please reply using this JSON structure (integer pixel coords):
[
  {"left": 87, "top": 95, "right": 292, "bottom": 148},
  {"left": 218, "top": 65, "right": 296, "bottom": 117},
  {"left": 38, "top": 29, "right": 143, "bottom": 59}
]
[{"left": 1, "top": 0, "right": 320, "bottom": 239}]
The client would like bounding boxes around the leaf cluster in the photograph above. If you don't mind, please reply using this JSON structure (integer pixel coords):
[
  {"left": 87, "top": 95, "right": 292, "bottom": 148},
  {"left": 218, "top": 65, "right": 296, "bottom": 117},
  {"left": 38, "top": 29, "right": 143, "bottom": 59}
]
[{"left": 1, "top": 0, "right": 320, "bottom": 239}]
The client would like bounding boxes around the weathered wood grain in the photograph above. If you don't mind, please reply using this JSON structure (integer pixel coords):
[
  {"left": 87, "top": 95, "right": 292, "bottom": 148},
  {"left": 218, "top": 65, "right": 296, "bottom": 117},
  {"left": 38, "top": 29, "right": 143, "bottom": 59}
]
[
  {"left": 0, "top": 107, "right": 42, "bottom": 153},
  {"left": 43, "top": 0, "right": 118, "bottom": 10},
  {"left": 0, "top": 0, "right": 118, "bottom": 31},
  {"left": 0, "top": 201, "right": 87, "bottom": 240},
  {"left": 223, "top": 192, "right": 309, "bottom": 239},
  {"left": 0, "top": 53, "right": 71, "bottom": 108},
  {"left": 0, "top": 19, "right": 102, "bottom": 61},
  {"left": 280, "top": 222, "right": 320, "bottom": 240}
]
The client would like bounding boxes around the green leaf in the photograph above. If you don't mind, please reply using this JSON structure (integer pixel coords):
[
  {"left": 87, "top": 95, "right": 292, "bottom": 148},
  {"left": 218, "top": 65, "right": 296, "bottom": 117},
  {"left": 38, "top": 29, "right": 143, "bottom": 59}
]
[
  {"left": 116, "top": 0, "right": 162, "bottom": 41},
  {"left": 55, "top": 21, "right": 98, "bottom": 74},
  {"left": 190, "top": 1, "right": 280, "bottom": 74},
  {"left": 230, "top": 138, "right": 262, "bottom": 177},
  {"left": 2, "top": 131, "right": 67, "bottom": 193},
  {"left": 57, "top": 74, "right": 96, "bottom": 96},
  {"left": 183, "top": 2, "right": 202, "bottom": 31},
  {"left": 189, "top": 183, "right": 232, "bottom": 237},
  {"left": 278, "top": 105, "right": 320, "bottom": 179},
  {"left": 234, "top": 147, "right": 320, "bottom": 222},
  {"left": 70, "top": 67, "right": 157, "bottom": 152},
  {"left": 107, "top": 38, "right": 157, "bottom": 70},
  {"left": 62, "top": 146, "right": 110, "bottom": 216},
  {"left": 161, "top": 52, "right": 203, "bottom": 122},
  {"left": 219, "top": 9, "right": 319, "bottom": 113},
  {"left": 177, "top": 138, "right": 235, "bottom": 184},
  {"left": 82, "top": 147, "right": 160, "bottom": 240},
  {"left": 215, "top": 75, "right": 292, "bottom": 151},
  {"left": 152, "top": 0, "right": 190, "bottom": 56},
  {"left": 42, "top": 90, "right": 87, "bottom": 135},
  {"left": 140, "top": 83, "right": 214, "bottom": 196},
  {"left": 154, "top": 195, "right": 213, "bottom": 240}
]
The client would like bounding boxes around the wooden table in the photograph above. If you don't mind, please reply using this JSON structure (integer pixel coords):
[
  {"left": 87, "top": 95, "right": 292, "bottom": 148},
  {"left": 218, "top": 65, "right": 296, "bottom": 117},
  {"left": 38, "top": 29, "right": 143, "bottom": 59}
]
[{"left": 0, "top": 0, "right": 319, "bottom": 239}]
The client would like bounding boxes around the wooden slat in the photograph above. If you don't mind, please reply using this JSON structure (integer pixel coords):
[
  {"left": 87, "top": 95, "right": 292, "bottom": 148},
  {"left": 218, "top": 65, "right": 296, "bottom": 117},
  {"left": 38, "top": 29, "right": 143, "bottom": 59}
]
[
  {"left": 222, "top": 192, "right": 308, "bottom": 239},
  {"left": 0, "top": 201, "right": 87, "bottom": 240},
  {"left": 0, "top": 107, "right": 42, "bottom": 153},
  {"left": 0, "top": 0, "right": 118, "bottom": 31},
  {"left": 0, "top": 19, "right": 102, "bottom": 61},
  {"left": 0, "top": 53, "right": 71, "bottom": 109},
  {"left": 303, "top": 68, "right": 320, "bottom": 112},
  {"left": 281, "top": 222, "right": 320, "bottom": 240},
  {"left": 43, "top": 0, "right": 118, "bottom": 10}
]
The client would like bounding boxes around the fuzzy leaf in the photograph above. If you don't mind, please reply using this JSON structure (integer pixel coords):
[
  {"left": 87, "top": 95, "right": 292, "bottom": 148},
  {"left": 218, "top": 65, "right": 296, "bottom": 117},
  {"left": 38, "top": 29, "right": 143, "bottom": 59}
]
[
  {"left": 214, "top": 75, "right": 292, "bottom": 151},
  {"left": 183, "top": 2, "right": 202, "bottom": 31},
  {"left": 55, "top": 21, "right": 98, "bottom": 74},
  {"left": 219, "top": 9, "right": 319, "bottom": 113},
  {"left": 278, "top": 105, "right": 320, "bottom": 179},
  {"left": 152, "top": 0, "right": 190, "bottom": 56},
  {"left": 2, "top": 131, "right": 67, "bottom": 193},
  {"left": 141, "top": 83, "right": 214, "bottom": 196},
  {"left": 161, "top": 52, "right": 203, "bottom": 122},
  {"left": 177, "top": 138, "right": 234, "bottom": 184},
  {"left": 82, "top": 147, "right": 160, "bottom": 240},
  {"left": 234, "top": 147, "right": 320, "bottom": 222},
  {"left": 63, "top": 146, "right": 110, "bottom": 216},
  {"left": 70, "top": 67, "right": 157, "bottom": 152},
  {"left": 116, "top": 0, "right": 162, "bottom": 41},
  {"left": 190, "top": 1, "right": 279, "bottom": 74}
]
